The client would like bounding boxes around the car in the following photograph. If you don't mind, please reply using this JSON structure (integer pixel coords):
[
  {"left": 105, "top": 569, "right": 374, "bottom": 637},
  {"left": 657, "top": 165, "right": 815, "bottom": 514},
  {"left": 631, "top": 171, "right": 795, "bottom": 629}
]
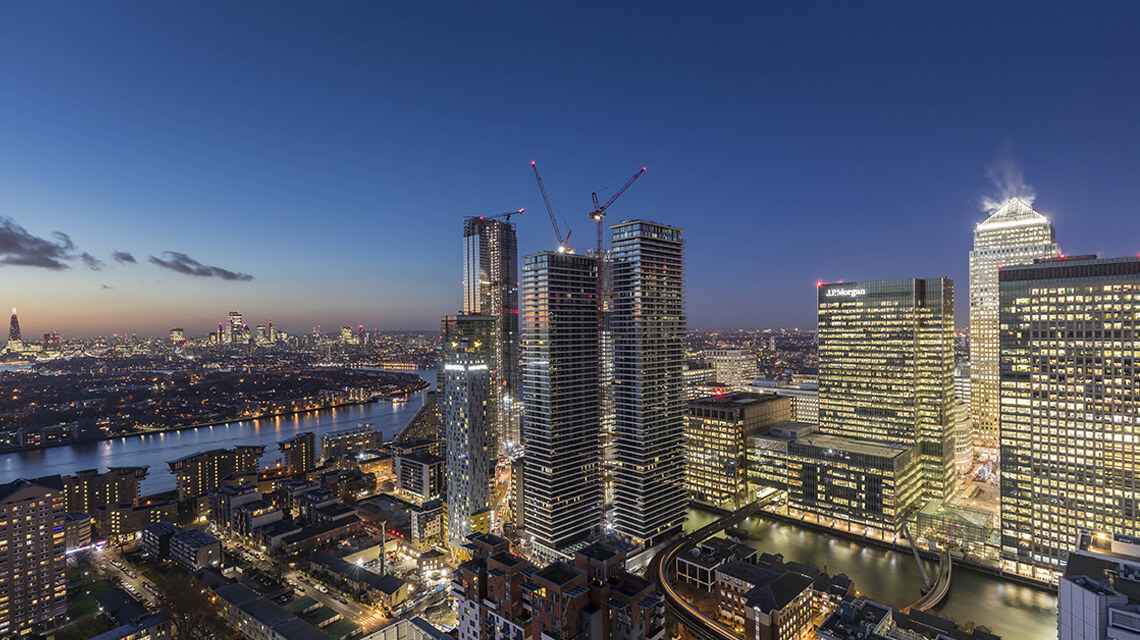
[
  {"left": 335, "top": 595, "right": 346, "bottom": 604},
  {"left": 316, "top": 584, "right": 328, "bottom": 593}
]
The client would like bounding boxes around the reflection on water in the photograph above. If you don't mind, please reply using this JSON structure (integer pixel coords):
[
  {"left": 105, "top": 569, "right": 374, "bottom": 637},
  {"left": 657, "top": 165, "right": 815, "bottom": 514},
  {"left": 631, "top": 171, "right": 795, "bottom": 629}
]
[
  {"left": 0, "top": 370, "right": 434, "bottom": 494},
  {"left": 685, "top": 508, "right": 1057, "bottom": 640}
]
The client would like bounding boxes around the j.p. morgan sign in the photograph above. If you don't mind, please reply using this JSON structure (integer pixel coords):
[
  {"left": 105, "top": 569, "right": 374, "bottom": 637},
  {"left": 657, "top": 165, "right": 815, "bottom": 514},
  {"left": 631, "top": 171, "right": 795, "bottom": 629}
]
[{"left": 825, "top": 287, "right": 866, "bottom": 298}]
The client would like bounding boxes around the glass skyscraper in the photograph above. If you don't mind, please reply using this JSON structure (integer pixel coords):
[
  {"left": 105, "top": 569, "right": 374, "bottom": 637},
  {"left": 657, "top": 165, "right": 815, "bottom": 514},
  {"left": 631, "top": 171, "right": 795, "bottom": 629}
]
[
  {"left": 999, "top": 256, "right": 1140, "bottom": 582},
  {"left": 462, "top": 217, "right": 521, "bottom": 449},
  {"left": 969, "top": 198, "right": 1059, "bottom": 451},
  {"left": 610, "top": 220, "right": 687, "bottom": 548},
  {"left": 817, "top": 277, "right": 956, "bottom": 504},
  {"left": 520, "top": 251, "right": 601, "bottom": 562}
]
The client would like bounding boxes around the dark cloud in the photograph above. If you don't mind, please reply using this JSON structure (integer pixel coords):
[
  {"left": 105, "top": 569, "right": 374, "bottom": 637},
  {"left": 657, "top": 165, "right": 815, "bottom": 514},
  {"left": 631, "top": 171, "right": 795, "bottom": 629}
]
[
  {"left": 0, "top": 218, "right": 77, "bottom": 270},
  {"left": 148, "top": 251, "right": 254, "bottom": 281},
  {"left": 101, "top": 284, "right": 113, "bottom": 290},
  {"left": 81, "top": 252, "right": 105, "bottom": 270},
  {"left": 111, "top": 251, "right": 136, "bottom": 264}
]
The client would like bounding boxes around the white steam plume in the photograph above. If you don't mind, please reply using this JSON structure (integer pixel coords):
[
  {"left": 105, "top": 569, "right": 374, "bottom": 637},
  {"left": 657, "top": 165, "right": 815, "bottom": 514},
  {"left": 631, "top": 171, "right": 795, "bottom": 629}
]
[{"left": 980, "top": 146, "right": 1036, "bottom": 211}]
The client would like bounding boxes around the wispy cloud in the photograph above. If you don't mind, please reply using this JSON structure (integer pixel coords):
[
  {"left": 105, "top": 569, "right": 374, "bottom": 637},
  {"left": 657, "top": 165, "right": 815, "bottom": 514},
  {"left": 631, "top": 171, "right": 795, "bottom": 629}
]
[
  {"left": 81, "top": 252, "right": 105, "bottom": 270},
  {"left": 148, "top": 251, "right": 254, "bottom": 281},
  {"left": 981, "top": 144, "right": 1037, "bottom": 211},
  {"left": 111, "top": 251, "right": 136, "bottom": 264},
  {"left": 0, "top": 217, "right": 78, "bottom": 270},
  {"left": 101, "top": 284, "right": 113, "bottom": 290}
]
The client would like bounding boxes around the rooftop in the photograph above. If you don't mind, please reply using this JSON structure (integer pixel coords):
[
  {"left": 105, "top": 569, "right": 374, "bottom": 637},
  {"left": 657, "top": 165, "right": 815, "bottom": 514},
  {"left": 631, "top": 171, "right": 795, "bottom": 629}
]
[
  {"left": 535, "top": 562, "right": 583, "bottom": 588},
  {"left": 792, "top": 434, "right": 913, "bottom": 460},
  {"left": 689, "top": 392, "right": 783, "bottom": 409}
]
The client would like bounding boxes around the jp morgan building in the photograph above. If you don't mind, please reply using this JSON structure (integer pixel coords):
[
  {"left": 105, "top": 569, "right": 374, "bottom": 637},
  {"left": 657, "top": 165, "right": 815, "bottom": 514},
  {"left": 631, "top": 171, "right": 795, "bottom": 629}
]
[{"left": 817, "top": 278, "right": 957, "bottom": 508}]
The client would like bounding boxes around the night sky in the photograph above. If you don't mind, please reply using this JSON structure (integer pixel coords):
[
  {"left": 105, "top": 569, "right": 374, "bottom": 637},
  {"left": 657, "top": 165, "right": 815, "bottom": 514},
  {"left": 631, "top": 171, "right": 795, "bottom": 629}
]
[{"left": 3, "top": 2, "right": 1139, "bottom": 336}]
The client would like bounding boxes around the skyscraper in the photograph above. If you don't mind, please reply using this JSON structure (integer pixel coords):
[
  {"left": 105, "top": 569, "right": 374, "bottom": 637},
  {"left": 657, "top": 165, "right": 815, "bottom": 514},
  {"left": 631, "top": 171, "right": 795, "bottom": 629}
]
[
  {"left": 0, "top": 476, "right": 67, "bottom": 636},
  {"left": 442, "top": 345, "right": 493, "bottom": 551},
  {"left": 999, "top": 256, "right": 1140, "bottom": 580},
  {"left": 817, "top": 278, "right": 956, "bottom": 503},
  {"left": 521, "top": 251, "right": 601, "bottom": 561},
  {"left": 969, "top": 198, "right": 1059, "bottom": 450},
  {"left": 8, "top": 307, "right": 20, "bottom": 343},
  {"left": 610, "top": 220, "right": 687, "bottom": 548},
  {"left": 463, "top": 217, "right": 520, "bottom": 449}
]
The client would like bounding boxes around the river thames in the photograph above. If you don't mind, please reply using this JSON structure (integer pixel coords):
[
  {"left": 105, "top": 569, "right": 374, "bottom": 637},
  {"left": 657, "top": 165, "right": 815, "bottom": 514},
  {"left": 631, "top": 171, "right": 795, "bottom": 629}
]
[
  {"left": 0, "top": 366, "right": 1056, "bottom": 639},
  {"left": 0, "top": 369, "right": 435, "bottom": 494}
]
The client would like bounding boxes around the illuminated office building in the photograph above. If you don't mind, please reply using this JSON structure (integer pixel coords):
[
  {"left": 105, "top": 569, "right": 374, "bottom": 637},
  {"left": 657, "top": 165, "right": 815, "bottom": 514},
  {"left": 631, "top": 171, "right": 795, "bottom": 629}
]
[
  {"left": 969, "top": 198, "right": 1060, "bottom": 449},
  {"left": 818, "top": 278, "right": 956, "bottom": 504},
  {"left": 0, "top": 476, "right": 67, "bottom": 636},
  {"left": 170, "top": 327, "right": 185, "bottom": 343},
  {"left": 999, "top": 256, "right": 1140, "bottom": 581},
  {"left": 521, "top": 251, "right": 601, "bottom": 562},
  {"left": 442, "top": 345, "right": 493, "bottom": 551},
  {"left": 610, "top": 220, "right": 687, "bottom": 547},
  {"left": 463, "top": 217, "right": 520, "bottom": 450},
  {"left": 704, "top": 349, "right": 759, "bottom": 390},
  {"left": 747, "top": 380, "right": 820, "bottom": 425},
  {"left": 685, "top": 393, "right": 790, "bottom": 510}
]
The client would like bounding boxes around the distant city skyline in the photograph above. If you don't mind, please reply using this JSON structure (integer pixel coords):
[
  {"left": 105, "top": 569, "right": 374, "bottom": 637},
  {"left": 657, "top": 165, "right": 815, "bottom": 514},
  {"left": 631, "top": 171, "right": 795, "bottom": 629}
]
[{"left": 4, "top": 3, "right": 1140, "bottom": 336}]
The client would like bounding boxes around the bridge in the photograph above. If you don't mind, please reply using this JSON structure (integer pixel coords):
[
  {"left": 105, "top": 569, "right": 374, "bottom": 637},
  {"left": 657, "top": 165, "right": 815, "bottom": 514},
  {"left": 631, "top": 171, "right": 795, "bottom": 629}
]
[
  {"left": 647, "top": 493, "right": 777, "bottom": 640},
  {"left": 905, "top": 547, "right": 953, "bottom": 612},
  {"left": 648, "top": 491, "right": 955, "bottom": 639}
]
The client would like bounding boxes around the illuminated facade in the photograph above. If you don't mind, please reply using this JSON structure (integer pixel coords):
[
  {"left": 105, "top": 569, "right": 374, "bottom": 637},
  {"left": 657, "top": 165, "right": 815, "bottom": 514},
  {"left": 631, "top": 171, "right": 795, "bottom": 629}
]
[
  {"left": 278, "top": 431, "right": 316, "bottom": 474},
  {"left": 442, "top": 345, "right": 493, "bottom": 551},
  {"left": 788, "top": 435, "right": 920, "bottom": 536},
  {"left": 320, "top": 424, "right": 382, "bottom": 461},
  {"left": 0, "top": 476, "right": 67, "bottom": 636},
  {"left": 999, "top": 256, "right": 1140, "bottom": 581},
  {"left": 685, "top": 393, "right": 790, "bottom": 510},
  {"left": 463, "top": 217, "right": 521, "bottom": 449},
  {"left": 610, "top": 220, "right": 687, "bottom": 547},
  {"left": 63, "top": 466, "right": 147, "bottom": 514},
  {"left": 969, "top": 198, "right": 1059, "bottom": 449},
  {"left": 167, "top": 445, "right": 264, "bottom": 501},
  {"left": 521, "top": 251, "right": 601, "bottom": 561},
  {"left": 704, "top": 349, "right": 759, "bottom": 390},
  {"left": 818, "top": 278, "right": 956, "bottom": 504}
]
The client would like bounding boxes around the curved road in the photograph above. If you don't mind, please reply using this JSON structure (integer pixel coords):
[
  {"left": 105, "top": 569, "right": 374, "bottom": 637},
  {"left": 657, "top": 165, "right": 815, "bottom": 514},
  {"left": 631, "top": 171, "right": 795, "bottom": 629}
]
[
  {"left": 648, "top": 496, "right": 774, "bottom": 640},
  {"left": 649, "top": 492, "right": 952, "bottom": 640}
]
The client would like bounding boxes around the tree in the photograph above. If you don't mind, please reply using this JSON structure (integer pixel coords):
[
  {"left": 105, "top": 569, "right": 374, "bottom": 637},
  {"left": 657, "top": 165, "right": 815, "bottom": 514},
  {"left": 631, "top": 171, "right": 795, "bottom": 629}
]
[{"left": 158, "top": 574, "right": 226, "bottom": 640}]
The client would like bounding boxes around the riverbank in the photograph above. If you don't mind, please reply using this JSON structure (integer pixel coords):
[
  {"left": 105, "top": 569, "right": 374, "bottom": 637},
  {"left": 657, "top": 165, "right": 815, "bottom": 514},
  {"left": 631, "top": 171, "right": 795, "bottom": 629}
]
[
  {"left": 0, "top": 398, "right": 384, "bottom": 455},
  {"left": 686, "top": 505, "right": 1059, "bottom": 640},
  {"left": 694, "top": 502, "right": 1056, "bottom": 592}
]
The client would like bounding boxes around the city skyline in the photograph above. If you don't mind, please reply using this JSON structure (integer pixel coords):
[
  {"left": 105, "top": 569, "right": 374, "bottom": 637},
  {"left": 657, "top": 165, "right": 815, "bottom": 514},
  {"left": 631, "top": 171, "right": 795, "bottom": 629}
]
[{"left": 5, "top": 3, "right": 1140, "bottom": 335}]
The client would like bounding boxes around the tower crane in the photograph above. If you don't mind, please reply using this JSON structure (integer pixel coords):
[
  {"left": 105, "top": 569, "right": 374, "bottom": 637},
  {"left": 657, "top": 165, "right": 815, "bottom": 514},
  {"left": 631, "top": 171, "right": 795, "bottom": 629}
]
[
  {"left": 589, "top": 167, "right": 645, "bottom": 258},
  {"left": 468, "top": 208, "right": 525, "bottom": 222},
  {"left": 531, "top": 161, "right": 572, "bottom": 251}
]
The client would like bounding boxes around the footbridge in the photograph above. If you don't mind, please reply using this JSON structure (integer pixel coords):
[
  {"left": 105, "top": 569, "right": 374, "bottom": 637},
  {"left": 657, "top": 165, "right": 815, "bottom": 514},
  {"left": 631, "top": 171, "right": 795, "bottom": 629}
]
[{"left": 905, "top": 547, "right": 953, "bottom": 612}]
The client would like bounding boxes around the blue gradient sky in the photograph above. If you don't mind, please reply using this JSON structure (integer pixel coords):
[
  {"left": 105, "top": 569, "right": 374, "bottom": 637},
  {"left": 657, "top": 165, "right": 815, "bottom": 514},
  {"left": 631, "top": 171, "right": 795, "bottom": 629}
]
[{"left": 2, "top": 2, "right": 1140, "bottom": 336}]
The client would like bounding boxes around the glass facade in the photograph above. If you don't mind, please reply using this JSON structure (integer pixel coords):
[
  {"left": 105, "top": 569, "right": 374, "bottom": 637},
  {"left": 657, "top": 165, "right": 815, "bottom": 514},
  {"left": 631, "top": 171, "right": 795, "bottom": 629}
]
[
  {"left": 610, "top": 220, "right": 687, "bottom": 547},
  {"left": 969, "top": 199, "right": 1059, "bottom": 451},
  {"left": 999, "top": 256, "right": 1140, "bottom": 582},
  {"left": 520, "top": 251, "right": 601, "bottom": 561},
  {"left": 818, "top": 278, "right": 956, "bottom": 504},
  {"left": 463, "top": 218, "right": 521, "bottom": 449},
  {"left": 685, "top": 393, "right": 790, "bottom": 510}
]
